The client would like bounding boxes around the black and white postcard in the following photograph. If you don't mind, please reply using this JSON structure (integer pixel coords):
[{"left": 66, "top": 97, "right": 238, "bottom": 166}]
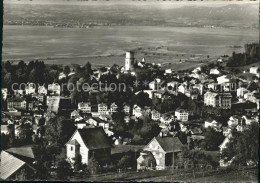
[{"left": 0, "top": 0, "right": 259, "bottom": 181}]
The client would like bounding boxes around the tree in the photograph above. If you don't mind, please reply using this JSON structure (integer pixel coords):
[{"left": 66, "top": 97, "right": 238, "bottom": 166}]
[
  {"left": 86, "top": 158, "right": 99, "bottom": 175},
  {"left": 56, "top": 160, "right": 73, "bottom": 180},
  {"left": 202, "top": 127, "right": 225, "bottom": 151},
  {"left": 45, "top": 117, "right": 76, "bottom": 155},
  {"left": 4, "top": 73, "right": 14, "bottom": 89},
  {"left": 7, "top": 124, "right": 15, "bottom": 148},
  {"left": 63, "top": 66, "right": 71, "bottom": 76},
  {"left": 4, "top": 61, "right": 13, "bottom": 73},
  {"left": 17, "top": 122, "right": 34, "bottom": 145},
  {"left": 117, "top": 155, "right": 132, "bottom": 169},
  {"left": 222, "top": 122, "right": 258, "bottom": 166}
]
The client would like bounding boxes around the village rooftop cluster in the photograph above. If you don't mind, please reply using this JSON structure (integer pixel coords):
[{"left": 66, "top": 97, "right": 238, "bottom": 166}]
[{"left": 1, "top": 47, "right": 259, "bottom": 180}]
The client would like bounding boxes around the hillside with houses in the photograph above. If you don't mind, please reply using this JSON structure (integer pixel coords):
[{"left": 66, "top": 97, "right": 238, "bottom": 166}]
[{"left": 1, "top": 43, "right": 259, "bottom": 181}]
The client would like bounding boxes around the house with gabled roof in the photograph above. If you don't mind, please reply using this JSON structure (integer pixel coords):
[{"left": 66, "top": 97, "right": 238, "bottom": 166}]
[
  {"left": 65, "top": 127, "right": 113, "bottom": 165},
  {"left": 0, "top": 146, "right": 36, "bottom": 180},
  {"left": 98, "top": 103, "right": 108, "bottom": 115},
  {"left": 70, "top": 110, "right": 81, "bottom": 119},
  {"left": 137, "top": 136, "right": 183, "bottom": 170},
  {"left": 175, "top": 109, "right": 189, "bottom": 122},
  {"left": 110, "top": 102, "right": 118, "bottom": 113},
  {"left": 205, "top": 118, "right": 222, "bottom": 131},
  {"left": 151, "top": 110, "right": 161, "bottom": 121},
  {"left": 7, "top": 97, "right": 26, "bottom": 111},
  {"left": 78, "top": 102, "right": 91, "bottom": 113}
]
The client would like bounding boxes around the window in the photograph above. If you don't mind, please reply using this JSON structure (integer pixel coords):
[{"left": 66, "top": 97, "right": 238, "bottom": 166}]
[{"left": 71, "top": 146, "right": 73, "bottom": 151}]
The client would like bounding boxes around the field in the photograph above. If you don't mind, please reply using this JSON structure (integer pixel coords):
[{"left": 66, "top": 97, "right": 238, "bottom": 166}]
[{"left": 2, "top": 25, "right": 258, "bottom": 68}]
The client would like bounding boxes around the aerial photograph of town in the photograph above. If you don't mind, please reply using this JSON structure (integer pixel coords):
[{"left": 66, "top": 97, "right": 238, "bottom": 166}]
[{"left": 0, "top": 0, "right": 259, "bottom": 181}]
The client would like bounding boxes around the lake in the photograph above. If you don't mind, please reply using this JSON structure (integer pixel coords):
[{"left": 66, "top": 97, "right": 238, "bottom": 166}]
[{"left": 2, "top": 25, "right": 258, "bottom": 66}]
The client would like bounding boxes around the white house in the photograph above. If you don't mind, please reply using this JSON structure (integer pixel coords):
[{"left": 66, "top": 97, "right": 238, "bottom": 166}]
[
  {"left": 110, "top": 103, "right": 118, "bottom": 113},
  {"left": 71, "top": 110, "right": 81, "bottom": 119},
  {"left": 175, "top": 109, "right": 189, "bottom": 122},
  {"left": 236, "top": 87, "right": 248, "bottom": 98},
  {"left": 25, "top": 83, "right": 36, "bottom": 95},
  {"left": 66, "top": 128, "right": 112, "bottom": 165},
  {"left": 242, "top": 115, "right": 258, "bottom": 125},
  {"left": 98, "top": 103, "right": 108, "bottom": 115},
  {"left": 219, "top": 135, "right": 233, "bottom": 167},
  {"left": 132, "top": 105, "right": 143, "bottom": 118},
  {"left": 78, "top": 102, "right": 91, "bottom": 113},
  {"left": 165, "top": 69, "right": 173, "bottom": 75},
  {"left": 151, "top": 110, "right": 161, "bottom": 121},
  {"left": 48, "top": 83, "right": 61, "bottom": 96},
  {"left": 160, "top": 114, "right": 174, "bottom": 125},
  {"left": 210, "top": 68, "right": 220, "bottom": 75},
  {"left": 123, "top": 104, "right": 130, "bottom": 114},
  {"left": 59, "top": 72, "right": 67, "bottom": 80},
  {"left": 249, "top": 67, "right": 259, "bottom": 75},
  {"left": 222, "top": 127, "right": 232, "bottom": 137},
  {"left": 1, "top": 88, "right": 8, "bottom": 101},
  {"left": 217, "top": 75, "right": 233, "bottom": 85},
  {"left": 38, "top": 85, "right": 48, "bottom": 95},
  {"left": 204, "top": 118, "right": 221, "bottom": 131},
  {"left": 178, "top": 84, "right": 186, "bottom": 94}
]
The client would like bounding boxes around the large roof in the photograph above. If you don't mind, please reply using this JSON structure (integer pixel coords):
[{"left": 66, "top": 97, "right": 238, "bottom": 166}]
[
  {"left": 5, "top": 146, "right": 35, "bottom": 159},
  {"left": 77, "top": 128, "right": 112, "bottom": 150},
  {"left": 154, "top": 136, "right": 183, "bottom": 153},
  {"left": 0, "top": 151, "right": 26, "bottom": 180}
]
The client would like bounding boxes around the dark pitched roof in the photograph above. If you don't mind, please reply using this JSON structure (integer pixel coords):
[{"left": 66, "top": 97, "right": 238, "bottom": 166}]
[
  {"left": 154, "top": 136, "right": 183, "bottom": 153},
  {"left": 78, "top": 127, "right": 112, "bottom": 150},
  {"left": 6, "top": 146, "right": 35, "bottom": 159}
]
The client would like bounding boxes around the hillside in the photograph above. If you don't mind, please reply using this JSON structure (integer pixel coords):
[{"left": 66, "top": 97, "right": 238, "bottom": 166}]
[{"left": 3, "top": 2, "right": 258, "bottom": 28}]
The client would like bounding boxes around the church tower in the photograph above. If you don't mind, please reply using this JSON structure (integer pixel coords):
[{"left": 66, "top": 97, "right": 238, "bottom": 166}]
[{"left": 125, "top": 51, "right": 134, "bottom": 71}]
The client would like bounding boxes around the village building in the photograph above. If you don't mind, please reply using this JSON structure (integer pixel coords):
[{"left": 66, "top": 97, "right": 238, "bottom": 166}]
[
  {"left": 204, "top": 118, "right": 222, "bottom": 131},
  {"left": 219, "top": 135, "right": 234, "bottom": 167},
  {"left": 38, "top": 85, "right": 47, "bottom": 95},
  {"left": 151, "top": 110, "right": 161, "bottom": 121},
  {"left": 7, "top": 97, "right": 27, "bottom": 110},
  {"left": 241, "top": 115, "right": 258, "bottom": 125},
  {"left": 210, "top": 68, "right": 220, "bottom": 75},
  {"left": 227, "top": 115, "right": 242, "bottom": 127},
  {"left": 98, "top": 103, "right": 108, "bottom": 115},
  {"left": 165, "top": 69, "right": 173, "bottom": 75},
  {"left": 222, "top": 127, "right": 232, "bottom": 137},
  {"left": 65, "top": 127, "right": 112, "bottom": 165},
  {"left": 132, "top": 105, "right": 143, "bottom": 118},
  {"left": 47, "top": 83, "right": 61, "bottom": 96},
  {"left": 25, "top": 83, "right": 36, "bottom": 95},
  {"left": 71, "top": 110, "right": 81, "bottom": 119},
  {"left": 13, "top": 89, "right": 24, "bottom": 96},
  {"left": 2, "top": 88, "right": 8, "bottom": 100},
  {"left": 160, "top": 114, "right": 174, "bottom": 125},
  {"left": 123, "top": 104, "right": 130, "bottom": 114},
  {"left": 237, "top": 87, "right": 249, "bottom": 98},
  {"left": 137, "top": 136, "right": 183, "bottom": 170},
  {"left": 78, "top": 102, "right": 91, "bottom": 113},
  {"left": 204, "top": 91, "right": 232, "bottom": 109},
  {"left": 0, "top": 146, "right": 36, "bottom": 180},
  {"left": 110, "top": 103, "right": 118, "bottom": 113},
  {"left": 249, "top": 66, "right": 259, "bottom": 75},
  {"left": 175, "top": 109, "right": 189, "bottom": 122}
]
